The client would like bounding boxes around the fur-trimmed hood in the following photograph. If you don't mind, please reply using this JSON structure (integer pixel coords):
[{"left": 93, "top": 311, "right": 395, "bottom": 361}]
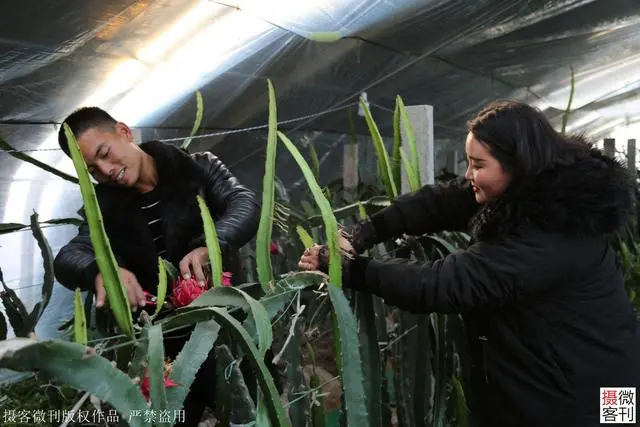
[{"left": 470, "top": 148, "right": 634, "bottom": 241}]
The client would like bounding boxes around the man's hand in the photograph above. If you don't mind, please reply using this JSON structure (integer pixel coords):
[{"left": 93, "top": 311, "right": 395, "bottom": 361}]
[
  {"left": 95, "top": 267, "right": 146, "bottom": 311},
  {"left": 179, "top": 247, "right": 209, "bottom": 284}
]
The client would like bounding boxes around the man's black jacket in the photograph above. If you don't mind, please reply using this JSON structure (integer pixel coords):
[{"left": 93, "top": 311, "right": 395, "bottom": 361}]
[{"left": 53, "top": 140, "right": 260, "bottom": 293}]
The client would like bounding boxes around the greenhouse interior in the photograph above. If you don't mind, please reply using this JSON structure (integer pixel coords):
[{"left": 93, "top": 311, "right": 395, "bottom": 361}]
[{"left": 1, "top": 0, "right": 640, "bottom": 426}]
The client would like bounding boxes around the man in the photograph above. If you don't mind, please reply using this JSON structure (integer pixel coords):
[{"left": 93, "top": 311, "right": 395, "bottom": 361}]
[{"left": 53, "top": 106, "right": 262, "bottom": 425}]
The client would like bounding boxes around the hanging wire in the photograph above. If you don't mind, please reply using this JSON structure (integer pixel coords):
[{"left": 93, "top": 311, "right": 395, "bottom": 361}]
[
  {"left": 0, "top": 102, "right": 359, "bottom": 155},
  {"left": 0, "top": 147, "right": 62, "bottom": 154},
  {"left": 158, "top": 102, "right": 358, "bottom": 143}
]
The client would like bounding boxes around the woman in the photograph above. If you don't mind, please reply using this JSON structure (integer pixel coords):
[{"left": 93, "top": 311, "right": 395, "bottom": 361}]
[{"left": 299, "top": 100, "right": 640, "bottom": 426}]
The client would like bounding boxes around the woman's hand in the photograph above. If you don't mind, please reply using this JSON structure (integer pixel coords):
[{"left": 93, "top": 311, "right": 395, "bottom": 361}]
[
  {"left": 298, "top": 245, "right": 327, "bottom": 272},
  {"left": 298, "top": 243, "right": 371, "bottom": 291},
  {"left": 298, "top": 231, "right": 357, "bottom": 273}
]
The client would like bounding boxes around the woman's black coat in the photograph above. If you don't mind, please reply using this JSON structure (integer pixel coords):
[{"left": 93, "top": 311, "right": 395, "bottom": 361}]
[
  {"left": 348, "top": 148, "right": 640, "bottom": 426},
  {"left": 53, "top": 140, "right": 260, "bottom": 293}
]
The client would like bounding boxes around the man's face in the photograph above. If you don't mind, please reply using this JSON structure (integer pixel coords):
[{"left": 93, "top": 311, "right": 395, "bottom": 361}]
[{"left": 76, "top": 123, "right": 141, "bottom": 187}]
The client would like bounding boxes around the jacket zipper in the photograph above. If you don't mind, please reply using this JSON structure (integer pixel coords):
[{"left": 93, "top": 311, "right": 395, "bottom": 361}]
[{"left": 479, "top": 335, "right": 489, "bottom": 384}]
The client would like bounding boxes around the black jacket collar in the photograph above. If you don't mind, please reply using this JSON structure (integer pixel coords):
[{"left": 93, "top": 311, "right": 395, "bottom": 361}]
[
  {"left": 138, "top": 140, "right": 204, "bottom": 194},
  {"left": 95, "top": 141, "right": 202, "bottom": 201}
]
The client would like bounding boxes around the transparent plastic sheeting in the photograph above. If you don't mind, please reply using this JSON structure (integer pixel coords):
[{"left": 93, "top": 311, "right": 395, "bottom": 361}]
[{"left": 0, "top": 0, "right": 639, "bottom": 343}]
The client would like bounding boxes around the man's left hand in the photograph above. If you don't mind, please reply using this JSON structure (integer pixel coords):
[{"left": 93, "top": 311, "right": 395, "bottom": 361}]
[{"left": 179, "top": 247, "right": 209, "bottom": 284}]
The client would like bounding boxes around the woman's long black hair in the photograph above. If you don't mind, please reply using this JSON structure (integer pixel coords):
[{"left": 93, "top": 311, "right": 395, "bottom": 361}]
[{"left": 467, "top": 100, "right": 590, "bottom": 184}]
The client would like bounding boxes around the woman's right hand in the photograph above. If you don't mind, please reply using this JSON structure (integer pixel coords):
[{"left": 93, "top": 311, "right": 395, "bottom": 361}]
[
  {"left": 298, "top": 245, "right": 326, "bottom": 272},
  {"left": 298, "top": 231, "right": 355, "bottom": 273},
  {"left": 339, "top": 220, "right": 376, "bottom": 255}
]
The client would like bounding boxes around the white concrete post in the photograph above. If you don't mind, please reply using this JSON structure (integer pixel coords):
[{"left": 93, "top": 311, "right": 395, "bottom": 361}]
[
  {"left": 446, "top": 149, "right": 461, "bottom": 176},
  {"left": 604, "top": 138, "right": 616, "bottom": 158},
  {"left": 343, "top": 142, "right": 359, "bottom": 203},
  {"left": 400, "top": 105, "right": 435, "bottom": 193},
  {"left": 132, "top": 127, "right": 143, "bottom": 145},
  {"left": 627, "top": 139, "right": 636, "bottom": 178}
]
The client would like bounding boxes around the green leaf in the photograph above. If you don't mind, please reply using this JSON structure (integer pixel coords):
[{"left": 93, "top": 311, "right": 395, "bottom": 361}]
[
  {"left": 357, "top": 202, "right": 368, "bottom": 221},
  {"left": 165, "top": 307, "right": 289, "bottom": 426},
  {"left": 147, "top": 325, "right": 169, "bottom": 427},
  {"left": 431, "top": 313, "right": 447, "bottom": 427},
  {"left": 296, "top": 225, "right": 314, "bottom": 249},
  {"left": 256, "top": 396, "right": 270, "bottom": 427},
  {"left": 452, "top": 375, "right": 469, "bottom": 427},
  {"left": 423, "top": 235, "right": 459, "bottom": 255},
  {"left": 215, "top": 344, "right": 232, "bottom": 426},
  {"left": 28, "top": 211, "right": 54, "bottom": 329},
  {"left": 256, "top": 79, "right": 278, "bottom": 289},
  {"left": 307, "top": 31, "right": 342, "bottom": 42},
  {"left": 391, "top": 312, "right": 414, "bottom": 427},
  {"left": 285, "top": 319, "right": 309, "bottom": 426},
  {"left": 413, "top": 315, "right": 432, "bottom": 425},
  {"left": 215, "top": 344, "right": 257, "bottom": 423},
  {"left": 196, "top": 194, "right": 223, "bottom": 287},
  {"left": 181, "top": 91, "right": 204, "bottom": 151},
  {"left": 83, "top": 290, "right": 94, "bottom": 330},
  {"left": 374, "top": 297, "right": 394, "bottom": 426},
  {"left": 129, "top": 326, "right": 150, "bottom": 379},
  {"left": 210, "top": 307, "right": 289, "bottom": 427},
  {"left": 64, "top": 123, "right": 134, "bottom": 339},
  {"left": 354, "top": 293, "right": 383, "bottom": 427},
  {"left": 0, "top": 223, "right": 27, "bottom": 234},
  {"left": 360, "top": 96, "right": 398, "bottom": 198},
  {"left": 310, "top": 372, "right": 326, "bottom": 427},
  {"left": 74, "top": 288, "right": 88, "bottom": 345},
  {"left": 0, "top": 217, "right": 83, "bottom": 236},
  {"left": 189, "top": 286, "right": 272, "bottom": 356},
  {"left": 278, "top": 131, "right": 342, "bottom": 287},
  {"left": 0, "top": 311, "right": 7, "bottom": 340},
  {"left": 155, "top": 257, "right": 168, "bottom": 317},
  {"left": 309, "top": 143, "right": 320, "bottom": 181},
  {"left": 399, "top": 149, "right": 421, "bottom": 192},
  {"left": 44, "top": 217, "right": 83, "bottom": 226},
  {"left": 0, "top": 281, "right": 30, "bottom": 337},
  {"left": 396, "top": 95, "right": 420, "bottom": 184},
  {"left": 165, "top": 320, "right": 220, "bottom": 413},
  {"left": 327, "top": 285, "right": 368, "bottom": 426},
  {"left": 0, "top": 137, "right": 79, "bottom": 184},
  {"left": 261, "top": 272, "right": 326, "bottom": 323},
  {"left": 392, "top": 101, "right": 402, "bottom": 193},
  {"left": 162, "top": 258, "right": 179, "bottom": 283},
  {"left": 0, "top": 338, "right": 150, "bottom": 427}
]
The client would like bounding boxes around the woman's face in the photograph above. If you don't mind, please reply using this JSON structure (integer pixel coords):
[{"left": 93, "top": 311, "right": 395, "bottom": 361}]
[{"left": 464, "top": 132, "right": 511, "bottom": 204}]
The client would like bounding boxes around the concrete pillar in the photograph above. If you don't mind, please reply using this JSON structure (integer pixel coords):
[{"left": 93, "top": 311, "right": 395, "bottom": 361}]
[
  {"left": 604, "top": 138, "right": 616, "bottom": 158},
  {"left": 400, "top": 105, "right": 435, "bottom": 193},
  {"left": 628, "top": 139, "right": 636, "bottom": 177},
  {"left": 343, "top": 141, "right": 359, "bottom": 203}
]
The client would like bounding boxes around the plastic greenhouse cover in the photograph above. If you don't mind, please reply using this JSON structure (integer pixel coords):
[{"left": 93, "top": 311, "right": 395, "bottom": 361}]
[{"left": 0, "top": 0, "right": 639, "bottom": 350}]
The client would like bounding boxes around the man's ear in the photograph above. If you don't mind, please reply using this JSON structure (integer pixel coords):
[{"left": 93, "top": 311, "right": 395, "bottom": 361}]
[{"left": 114, "top": 122, "right": 134, "bottom": 141}]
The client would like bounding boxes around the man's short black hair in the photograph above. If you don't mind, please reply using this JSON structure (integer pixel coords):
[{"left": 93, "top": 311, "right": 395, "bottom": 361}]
[{"left": 58, "top": 107, "right": 118, "bottom": 157}]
